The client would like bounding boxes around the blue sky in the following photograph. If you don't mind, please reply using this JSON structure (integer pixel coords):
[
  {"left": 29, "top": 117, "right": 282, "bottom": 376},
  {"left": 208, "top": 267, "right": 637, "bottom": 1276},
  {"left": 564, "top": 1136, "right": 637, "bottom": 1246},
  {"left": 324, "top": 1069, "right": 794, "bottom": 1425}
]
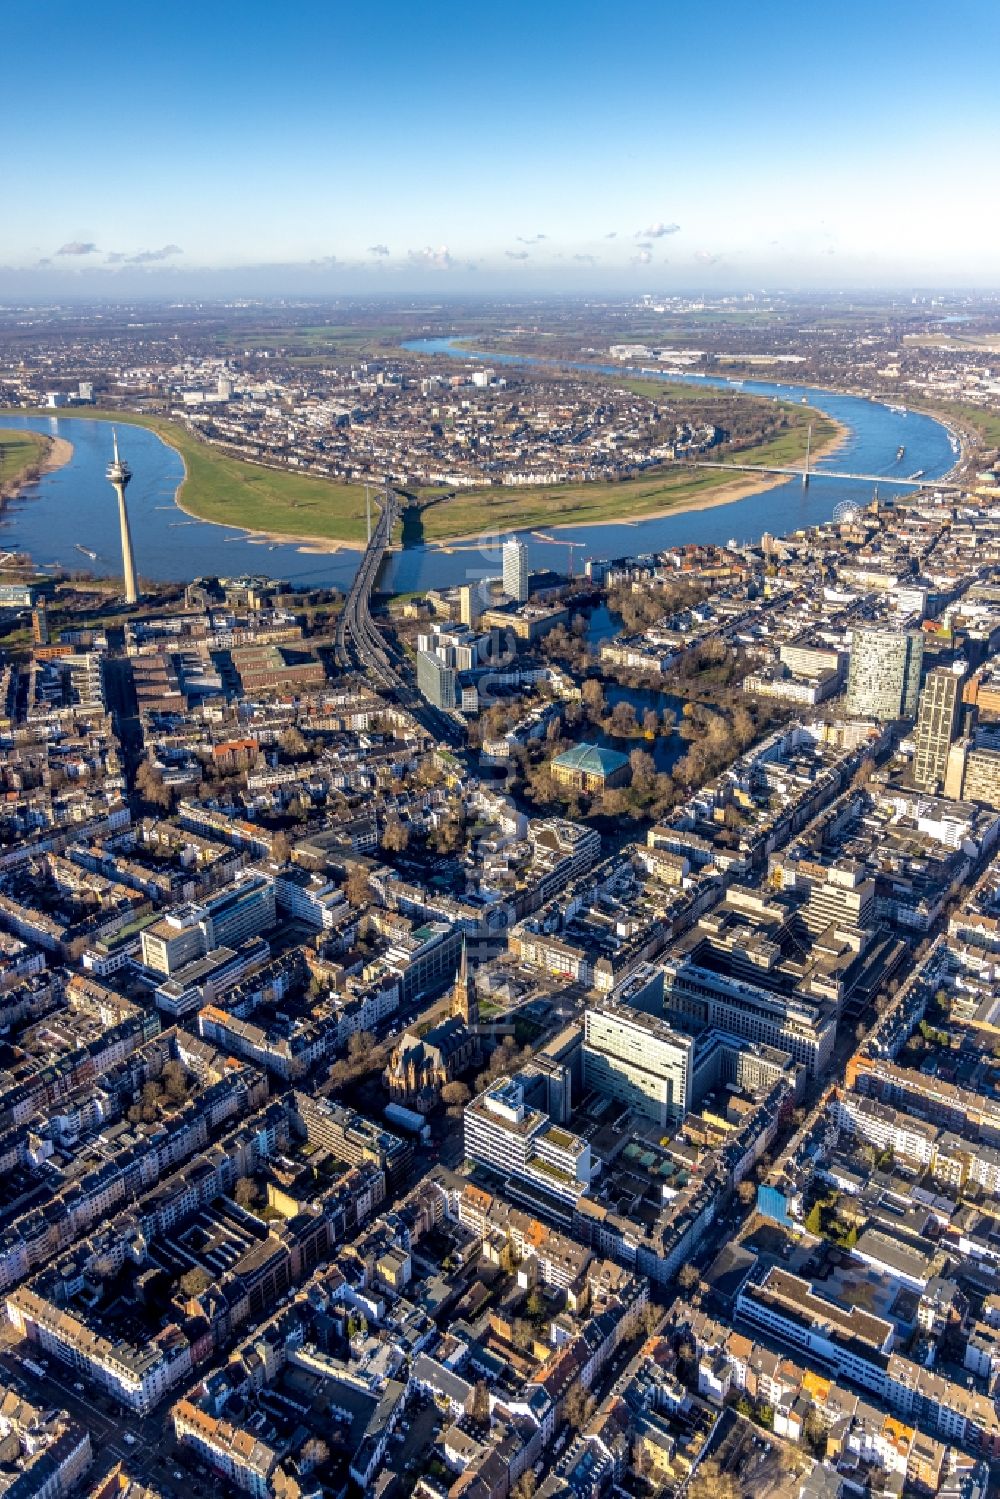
[{"left": 4, "top": 0, "right": 999, "bottom": 295}]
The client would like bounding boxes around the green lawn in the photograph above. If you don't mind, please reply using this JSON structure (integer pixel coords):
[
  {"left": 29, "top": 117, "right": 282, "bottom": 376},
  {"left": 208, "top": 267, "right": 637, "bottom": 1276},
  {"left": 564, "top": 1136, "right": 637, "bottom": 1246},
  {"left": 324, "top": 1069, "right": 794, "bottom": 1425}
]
[
  {"left": 415, "top": 468, "right": 752, "bottom": 540},
  {"left": 0, "top": 429, "right": 48, "bottom": 491},
  {"left": 214, "top": 322, "right": 412, "bottom": 365},
  {"left": 7, "top": 391, "right": 840, "bottom": 551},
  {"left": 622, "top": 380, "right": 840, "bottom": 465},
  {"left": 726, "top": 410, "right": 841, "bottom": 468},
  {"left": 14, "top": 408, "right": 371, "bottom": 546},
  {"left": 416, "top": 401, "right": 841, "bottom": 542},
  {"left": 923, "top": 400, "right": 1000, "bottom": 449}
]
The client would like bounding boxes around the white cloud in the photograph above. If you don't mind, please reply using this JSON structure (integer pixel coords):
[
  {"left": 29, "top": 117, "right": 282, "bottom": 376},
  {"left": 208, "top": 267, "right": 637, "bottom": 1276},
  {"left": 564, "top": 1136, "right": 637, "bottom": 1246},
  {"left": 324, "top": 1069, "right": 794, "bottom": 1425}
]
[
  {"left": 106, "top": 244, "right": 182, "bottom": 265},
  {"left": 407, "top": 245, "right": 455, "bottom": 269}
]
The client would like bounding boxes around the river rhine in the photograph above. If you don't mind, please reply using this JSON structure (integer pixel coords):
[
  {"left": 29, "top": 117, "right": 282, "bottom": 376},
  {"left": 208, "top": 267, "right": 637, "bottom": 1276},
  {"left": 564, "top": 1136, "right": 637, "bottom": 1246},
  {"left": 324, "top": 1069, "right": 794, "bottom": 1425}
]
[{"left": 0, "top": 343, "right": 957, "bottom": 592}]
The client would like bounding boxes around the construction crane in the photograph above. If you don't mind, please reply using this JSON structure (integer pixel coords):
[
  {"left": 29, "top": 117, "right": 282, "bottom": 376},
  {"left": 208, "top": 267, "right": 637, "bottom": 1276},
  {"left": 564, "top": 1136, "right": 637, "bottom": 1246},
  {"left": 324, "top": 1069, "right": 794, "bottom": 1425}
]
[{"left": 530, "top": 531, "right": 588, "bottom": 578}]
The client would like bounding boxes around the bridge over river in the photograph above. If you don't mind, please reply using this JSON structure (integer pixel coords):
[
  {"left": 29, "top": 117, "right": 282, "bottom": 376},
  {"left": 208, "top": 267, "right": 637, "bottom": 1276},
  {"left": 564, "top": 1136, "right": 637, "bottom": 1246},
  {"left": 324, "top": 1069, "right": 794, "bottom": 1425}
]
[{"left": 676, "top": 458, "right": 932, "bottom": 488}]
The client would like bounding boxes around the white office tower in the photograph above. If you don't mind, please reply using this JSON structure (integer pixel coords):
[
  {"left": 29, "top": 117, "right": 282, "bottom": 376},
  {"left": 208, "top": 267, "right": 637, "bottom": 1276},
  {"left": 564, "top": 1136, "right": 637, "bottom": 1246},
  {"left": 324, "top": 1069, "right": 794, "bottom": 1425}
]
[
  {"left": 582, "top": 1003, "right": 694, "bottom": 1126},
  {"left": 502, "top": 536, "right": 529, "bottom": 603}
]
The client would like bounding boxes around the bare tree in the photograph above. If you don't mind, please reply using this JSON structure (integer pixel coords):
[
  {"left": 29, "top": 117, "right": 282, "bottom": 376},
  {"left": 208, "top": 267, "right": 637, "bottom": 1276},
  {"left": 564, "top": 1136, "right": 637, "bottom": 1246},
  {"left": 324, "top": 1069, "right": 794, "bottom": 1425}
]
[
  {"left": 609, "top": 699, "right": 638, "bottom": 736},
  {"left": 234, "top": 1177, "right": 260, "bottom": 1209},
  {"left": 631, "top": 1437, "right": 652, "bottom": 1480},
  {"left": 271, "top": 829, "right": 293, "bottom": 865},
  {"left": 345, "top": 866, "right": 372, "bottom": 907},
  {"left": 470, "top": 1378, "right": 491, "bottom": 1425},
  {"left": 280, "top": 726, "right": 308, "bottom": 758},
  {"left": 381, "top": 816, "right": 410, "bottom": 853},
  {"left": 688, "top": 1459, "right": 740, "bottom": 1499},
  {"left": 581, "top": 678, "right": 606, "bottom": 720},
  {"left": 161, "top": 1060, "right": 188, "bottom": 1102},
  {"left": 300, "top": 1436, "right": 329, "bottom": 1468},
  {"left": 135, "top": 757, "right": 172, "bottom": 810},
  {"left": 562, "top": 1384, "right": 596, "bottom": 1431},
  {"left": 180, "top": 1267, "right": 211, "bottom": 1297},
  {"left": 347, "top": 1029, "right": 377, "bottom": 1062}
]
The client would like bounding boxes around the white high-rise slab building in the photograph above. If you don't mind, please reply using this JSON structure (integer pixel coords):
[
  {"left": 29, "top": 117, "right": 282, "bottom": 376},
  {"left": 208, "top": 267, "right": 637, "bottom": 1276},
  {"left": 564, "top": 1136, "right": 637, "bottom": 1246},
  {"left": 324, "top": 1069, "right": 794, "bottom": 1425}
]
[
  {"left": 502, "top": 536, "right": 529, "bottom": 603},
  {"left": 582, "top": 1002, "right": 694, "bottom": 1126}
]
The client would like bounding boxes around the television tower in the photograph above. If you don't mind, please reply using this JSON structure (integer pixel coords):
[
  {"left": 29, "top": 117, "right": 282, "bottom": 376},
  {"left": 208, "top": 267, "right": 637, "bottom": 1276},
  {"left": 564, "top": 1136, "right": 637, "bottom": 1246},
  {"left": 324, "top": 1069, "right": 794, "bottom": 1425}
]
[{"left": 106, "top": 429, "right": 138, "bottom": 604}]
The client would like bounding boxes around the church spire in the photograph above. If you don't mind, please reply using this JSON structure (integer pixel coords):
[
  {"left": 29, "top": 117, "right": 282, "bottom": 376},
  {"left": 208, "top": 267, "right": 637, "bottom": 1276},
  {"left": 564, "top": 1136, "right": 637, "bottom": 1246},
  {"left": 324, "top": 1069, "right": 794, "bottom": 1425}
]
[{"left": 453, "top": 935, "right": 478, "bottom": 1029}]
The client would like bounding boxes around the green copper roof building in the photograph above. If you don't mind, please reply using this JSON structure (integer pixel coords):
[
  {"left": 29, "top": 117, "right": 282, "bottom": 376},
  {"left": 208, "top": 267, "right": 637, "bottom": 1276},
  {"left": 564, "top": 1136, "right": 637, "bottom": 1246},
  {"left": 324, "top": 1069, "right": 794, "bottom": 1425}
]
[{"left": 552, "top": 741, "right": 631, "bottom": 791}]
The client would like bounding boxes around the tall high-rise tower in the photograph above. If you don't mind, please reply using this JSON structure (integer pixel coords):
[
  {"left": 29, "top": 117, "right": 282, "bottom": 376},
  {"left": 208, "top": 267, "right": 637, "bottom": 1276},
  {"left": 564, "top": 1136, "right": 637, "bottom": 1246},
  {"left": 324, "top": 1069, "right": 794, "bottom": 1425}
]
[
  {"left": 913, "top": 665, "right": 965, "bottom": 792},
  {"left": 106, "top": 430, "right": 138, "bottom": 604},
  {"left": 845, "top": 627, "right": 923, "bottom": 721},
  {"left": 459, "top": 582, "right": 480, "bottom": 629},
  {"left": 502, "top": 537, "right": 529, "bottom": 603}
]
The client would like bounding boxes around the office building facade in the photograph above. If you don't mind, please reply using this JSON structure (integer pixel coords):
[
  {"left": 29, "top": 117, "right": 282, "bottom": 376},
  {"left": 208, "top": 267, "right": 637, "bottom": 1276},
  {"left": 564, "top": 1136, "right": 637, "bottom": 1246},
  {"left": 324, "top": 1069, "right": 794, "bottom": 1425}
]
[
  {"left": 583, "top": 1002, "right": 694, "bottom": 1126},
  {"left": 464, "top": 1076, "right": 591, "bottom": 1206},
  {"left": 662, "top": 957, "right": 836, "bottom": 1078},
  {"left": 845, "top": 628, "right": 924, "bottom": 720},
  {"left": 913, "top": 666, "right": 964, "bottom": 792},
  {"left": 952, "top": 743, "right": 1000, "bottom": 810},
  {"left": 416, "top": 650, "right": 458, "bottom": 710},
  {"left": 141, "top": 872, "right": 275, "bottom": 977},
  {"left": 502, "top": 537, "right": 529, "bottom": 603}
]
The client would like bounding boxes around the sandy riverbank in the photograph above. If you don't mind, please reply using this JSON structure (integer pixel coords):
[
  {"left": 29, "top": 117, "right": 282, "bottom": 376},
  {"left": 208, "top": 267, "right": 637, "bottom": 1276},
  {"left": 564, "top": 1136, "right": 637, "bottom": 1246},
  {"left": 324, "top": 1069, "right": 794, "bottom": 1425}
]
[
  {"left": 1, "top": 401, "right": 870, "bottom": 560},
  {"left": 153, "top": 386, "right": 848, "bottom": 554},
  {"left": 423, "top": 418, "right": 851, "bottom": 551},
  {"left": 0, "top": 432, "right": 74, "bottom": 502},
  {"left": 166, "top": 444, "right": 366, "bottom": 555},
  {"left": 41, "top": 435, "right": 74, "bottom": 475},
  {"left": 179, "top": 515, "right": 366, "bottom": 555},
  {"left": 6, "top": 402, "right": 855, "bottom": 560}
]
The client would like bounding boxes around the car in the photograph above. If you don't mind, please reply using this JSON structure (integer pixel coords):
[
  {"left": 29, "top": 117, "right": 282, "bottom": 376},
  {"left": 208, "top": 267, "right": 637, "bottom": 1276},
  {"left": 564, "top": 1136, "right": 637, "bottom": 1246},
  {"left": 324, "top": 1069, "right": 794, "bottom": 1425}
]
[
  {"left": 123, "top": 1433, "right": 138, "bottom": 1446},
  {"left": 173, "top": 1473, "right": 184, "bottom": 1482},
  {"left": 73, "top": 1382, "right": 84, "bottom": 1392}
]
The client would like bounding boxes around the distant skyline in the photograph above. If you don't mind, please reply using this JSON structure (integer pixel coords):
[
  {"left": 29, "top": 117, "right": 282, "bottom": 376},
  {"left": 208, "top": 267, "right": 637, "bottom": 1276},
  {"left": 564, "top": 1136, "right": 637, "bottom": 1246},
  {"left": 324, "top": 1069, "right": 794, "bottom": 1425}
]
[{"left": 5, "top": 0, "right": 1000, "bottom": 297}]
